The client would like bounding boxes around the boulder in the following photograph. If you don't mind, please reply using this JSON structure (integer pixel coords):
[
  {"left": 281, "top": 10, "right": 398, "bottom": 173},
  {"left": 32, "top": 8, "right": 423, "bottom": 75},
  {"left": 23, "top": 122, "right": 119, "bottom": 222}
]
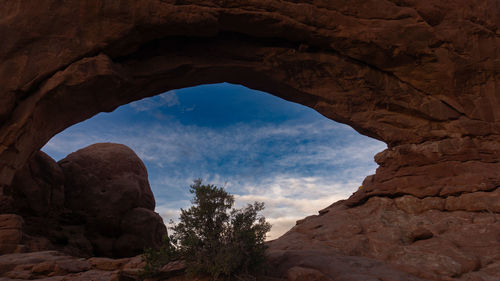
[
  {"left": 59, "top": 143, "right": 165, "bottom": 257},
  {"left": 1, "top": 144, "right": 166, "bottom": 258},
  {"left": 114, "top": 208, "right": 167, "bottom": 258}
]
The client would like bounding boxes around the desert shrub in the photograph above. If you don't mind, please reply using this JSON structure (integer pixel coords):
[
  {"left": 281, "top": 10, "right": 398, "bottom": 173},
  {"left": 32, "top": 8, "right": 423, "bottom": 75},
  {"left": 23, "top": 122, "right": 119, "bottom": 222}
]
[
  {"left": 139, "top": 236, "right": 178, "bottom": 279},
  {"left": 140, "top": 179, "right": 271, "bottom": 280}
]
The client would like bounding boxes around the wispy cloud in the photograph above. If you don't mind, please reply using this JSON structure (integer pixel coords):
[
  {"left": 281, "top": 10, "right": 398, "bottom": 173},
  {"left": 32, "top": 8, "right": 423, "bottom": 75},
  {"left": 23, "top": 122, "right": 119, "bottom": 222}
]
[
  {"left": 129, "top": 91, "right": 180, "bottom": 112},
  {"left": 154, "top": 174, "right": 359, "bottom": 239},
  {"left": 43, "top": 114, "right": 386, "bottom": 240}
]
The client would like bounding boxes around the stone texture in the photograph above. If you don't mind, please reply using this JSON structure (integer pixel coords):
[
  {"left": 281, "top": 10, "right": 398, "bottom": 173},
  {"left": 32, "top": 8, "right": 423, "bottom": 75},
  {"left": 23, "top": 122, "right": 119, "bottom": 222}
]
[
  {"left": 59, "top": 143, "right": 155, "bottom": 218},
  {"left": 0, "top": 251, "right": 142, "bottom": 281},
  {"left": 268, "top": 196, "right": 500, "bottom": 281},
  {"left": 114, "top": 208, "right": 168, "bottom": 258},
  {"left": 286, "top": 266, "right": 329, "bottom": 281},
  {"left": 0, "top": 251, "right": 279, "bottom": 280},
  {"left": 59, "top": 143, "right": 166, "bottom": 258},
  {"left": 0, "top": 1, "right": 499, "bottom": 280},
  {"left": 0, "top": 144, "right": 166, "bottom": 259},
  {"left": 0, "top": 0, "right": 499, "bottom": 206},
  {"left": 0, "top": 214, "right": 23, "bottom": 255},
  {"left": 7, "top": 150, "right": 65, "bottom": 216},
  {"left": 0, "top": 150, "right": 94, "bottom": 257}
]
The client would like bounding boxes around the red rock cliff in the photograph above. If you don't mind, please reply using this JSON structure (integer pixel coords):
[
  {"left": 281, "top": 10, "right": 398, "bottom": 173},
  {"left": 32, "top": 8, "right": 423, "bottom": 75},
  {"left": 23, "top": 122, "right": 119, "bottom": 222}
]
[{"left": 0, "top": 1, "right": 499, "bottom": 280}]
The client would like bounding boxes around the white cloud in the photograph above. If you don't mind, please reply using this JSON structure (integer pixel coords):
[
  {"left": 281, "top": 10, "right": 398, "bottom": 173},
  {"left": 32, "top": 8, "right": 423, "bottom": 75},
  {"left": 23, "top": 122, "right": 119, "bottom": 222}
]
[
  {"left": 43, "top": 116, "right": 386, "bottom": 240},
  {"left": 231, "top": 175, "right": 357, "bottom": 239},
  {"left": 152, "top": 174, "right": 364, "bottom": 240},
  {"left": 129, "top": 91, "right": 179, "bottom": 112}
]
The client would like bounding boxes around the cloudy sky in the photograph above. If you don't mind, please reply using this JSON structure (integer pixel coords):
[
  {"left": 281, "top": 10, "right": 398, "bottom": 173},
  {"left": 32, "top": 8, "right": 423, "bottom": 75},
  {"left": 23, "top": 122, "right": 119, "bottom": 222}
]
[{"left": 42, "top": 83, "right": 386, "bottom": 239}]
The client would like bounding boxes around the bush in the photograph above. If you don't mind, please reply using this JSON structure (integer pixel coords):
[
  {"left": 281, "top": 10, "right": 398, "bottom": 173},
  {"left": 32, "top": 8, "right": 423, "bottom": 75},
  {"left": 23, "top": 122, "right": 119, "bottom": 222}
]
[
  {"left": 141, "top": 179, "right": 271, "bottom": 280},
  {"left": 139, "top": 236, "right": 178, "bottom": 279}
]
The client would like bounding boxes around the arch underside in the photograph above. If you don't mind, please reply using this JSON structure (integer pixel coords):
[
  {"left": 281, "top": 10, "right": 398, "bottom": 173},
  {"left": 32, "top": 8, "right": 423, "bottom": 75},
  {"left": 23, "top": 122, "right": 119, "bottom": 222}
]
[{"left": 0, "top": 1, "right": 499, "bottom": 280}]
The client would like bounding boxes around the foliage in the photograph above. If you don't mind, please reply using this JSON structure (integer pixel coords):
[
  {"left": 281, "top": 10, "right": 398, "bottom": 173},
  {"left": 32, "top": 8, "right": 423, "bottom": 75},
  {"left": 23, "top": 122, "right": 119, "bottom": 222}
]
[
  {"left": 140, "top": 179, "right": 271, "bottom": 280},
  {"left": 139, "top": 236, "right": 178, "bottom": 279}
]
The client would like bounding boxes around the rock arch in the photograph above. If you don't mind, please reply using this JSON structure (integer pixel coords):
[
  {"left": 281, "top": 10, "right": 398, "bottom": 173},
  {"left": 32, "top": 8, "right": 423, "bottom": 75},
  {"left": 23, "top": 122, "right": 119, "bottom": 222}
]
[
  {"left": 1, "top": 1, "right": 500, "bottom": 279},
  {"left": 1, "top": 1, "right": 499, "bottom": 207}
]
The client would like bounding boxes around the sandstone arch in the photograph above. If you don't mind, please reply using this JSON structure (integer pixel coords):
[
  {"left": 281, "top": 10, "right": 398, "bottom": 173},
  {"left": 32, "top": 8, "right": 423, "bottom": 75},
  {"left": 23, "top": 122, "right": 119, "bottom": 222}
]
[
  {"left": 1, "top": 1, "right": 500, "bottom": 280},
  {"left": 1, "top": 1, "right": 499, "bottom": 207}
]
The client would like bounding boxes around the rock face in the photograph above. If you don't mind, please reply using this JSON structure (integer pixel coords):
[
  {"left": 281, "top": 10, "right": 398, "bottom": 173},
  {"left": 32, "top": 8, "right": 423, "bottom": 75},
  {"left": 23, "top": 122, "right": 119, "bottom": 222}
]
[
  {"left": 59, "top": 143, "right": 164, "bottom": 257},
  {"left": 0, "top": 1, "right": 499, "bottom": 203},
  {"left": 5, "top": 150, "right": 93, "bottom": 257},
  {"left": 268, "top": 195, "right": 500, "bottom": 281},
  {"left": 0, "top": 214, "right": 23, "bottom": 255},
  {"left": 8, "top": 151, "right": 65, "bottom": 216},
  {"left": 0, "top": 1, "right": 499, "bottom": 280},
  {"left": 59, "top": 143, "right": 166, "bottom": 258},
  {"left": 1, "top": 143, "right": 166, "bottom": 258},
  {"left": 59, "top": 143, "right": 156, "bottom": 216}
]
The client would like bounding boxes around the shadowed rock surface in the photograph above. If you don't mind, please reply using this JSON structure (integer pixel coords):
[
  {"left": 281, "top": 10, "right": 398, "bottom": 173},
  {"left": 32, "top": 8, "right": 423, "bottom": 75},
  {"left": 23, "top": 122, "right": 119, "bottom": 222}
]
[
  {"left": 4, "top": 150, "right": 94, "bottom": 257},
  {"left": 0, "top": 1, "right": 499, "bottom": 280},
  {"left": 0, "top": 143, "right": 166, "bottom": 259},
  {"left": 59, "top": 143, "right": 166, "bottom": 258}
]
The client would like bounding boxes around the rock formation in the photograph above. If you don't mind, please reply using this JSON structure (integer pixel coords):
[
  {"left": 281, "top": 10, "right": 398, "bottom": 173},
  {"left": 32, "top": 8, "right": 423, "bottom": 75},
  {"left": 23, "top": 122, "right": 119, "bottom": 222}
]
[
  {"left": 59, "top": 143, "right": 164, "bottom": 258},
  {"left": 4, "top": 150, "right": 93, "bottom": 257},
  {"left": 268, "top": 196, "right": 500, "bottom": 280},
  {"left": 0, "top": 214, "right": 23, "bottom": 255},
  {"left": 0, "top": 251, "right": 145, "bottom": 281},
  {"left": 0, "top": 0, "right": 499, "bottom": 280},
  {"left": 0, "top": 143, "right": 166, "bottom": 259}
]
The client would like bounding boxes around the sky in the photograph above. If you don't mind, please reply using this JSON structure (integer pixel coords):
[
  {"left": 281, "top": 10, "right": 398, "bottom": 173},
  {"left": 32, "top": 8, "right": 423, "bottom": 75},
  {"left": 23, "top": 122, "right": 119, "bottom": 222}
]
[{"left": 42, "top": 83, "right": 386, "bottom": 239}]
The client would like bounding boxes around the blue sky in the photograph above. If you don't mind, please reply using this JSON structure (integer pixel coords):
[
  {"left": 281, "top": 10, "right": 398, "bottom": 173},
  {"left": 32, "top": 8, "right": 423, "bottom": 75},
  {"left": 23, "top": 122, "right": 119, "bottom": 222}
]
[{"left": 42, "top": 83, "right": 386, "bottom": 239}]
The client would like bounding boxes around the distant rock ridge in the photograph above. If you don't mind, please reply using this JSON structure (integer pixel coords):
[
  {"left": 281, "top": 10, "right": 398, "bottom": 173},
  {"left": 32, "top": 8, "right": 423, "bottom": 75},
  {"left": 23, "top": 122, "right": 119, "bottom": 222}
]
[{"left": 0, "top": 143, "right": 166, "bottom": 258}]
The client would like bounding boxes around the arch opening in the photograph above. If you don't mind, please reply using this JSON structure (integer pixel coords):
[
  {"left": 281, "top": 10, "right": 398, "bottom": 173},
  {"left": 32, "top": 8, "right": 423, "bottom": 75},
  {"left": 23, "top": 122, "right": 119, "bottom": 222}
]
[
  {"left": 41, "top": 83, "right": 386, "bottom": 240},
  {"left": 1, "top": 1, "right": 500, "bottom": 278}
]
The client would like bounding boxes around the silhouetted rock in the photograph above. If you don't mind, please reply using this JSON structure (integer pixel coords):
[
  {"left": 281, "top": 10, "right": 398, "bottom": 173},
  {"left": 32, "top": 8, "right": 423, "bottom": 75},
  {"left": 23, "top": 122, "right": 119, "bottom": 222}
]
[
  {"left": 59, "top": 143, "right": 166, "bottom": 258},
  {"left": 1, "top": 144, "right": 166, "bottom": 259},
  {"left": 9, "top": 151, "right": 65, "bottom": 216},
  {"left": 115, "top": 208, "right": 168, "bottom": 258},
  {"left": 3, "top": 151, "right": 93, "bottom": 257}
]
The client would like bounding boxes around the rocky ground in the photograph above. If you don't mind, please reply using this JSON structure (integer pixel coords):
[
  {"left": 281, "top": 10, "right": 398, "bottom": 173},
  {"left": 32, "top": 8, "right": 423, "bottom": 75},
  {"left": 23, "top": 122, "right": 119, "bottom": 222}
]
[{"left": 0, "top": 251, "right": 143, "bottom": 281}]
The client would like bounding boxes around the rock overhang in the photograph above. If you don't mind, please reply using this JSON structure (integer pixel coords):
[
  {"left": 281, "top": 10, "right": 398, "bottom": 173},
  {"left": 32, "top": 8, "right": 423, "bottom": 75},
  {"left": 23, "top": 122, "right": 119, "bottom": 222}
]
[
  {"left": 0, "top": 1, "right": 499, "bottom": 279},
  {"left": 1, "top": 1, "right": 499, "bottom": 207}
]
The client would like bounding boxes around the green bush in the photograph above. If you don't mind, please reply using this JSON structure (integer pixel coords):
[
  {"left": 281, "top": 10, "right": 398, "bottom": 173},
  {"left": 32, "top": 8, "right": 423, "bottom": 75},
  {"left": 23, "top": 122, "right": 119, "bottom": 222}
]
[
  {"left": 139, "top": 236, "right": 178, "bottom": 279},
  {"left": 141, "top": 179, "right": 271, "bottom": 280}
]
